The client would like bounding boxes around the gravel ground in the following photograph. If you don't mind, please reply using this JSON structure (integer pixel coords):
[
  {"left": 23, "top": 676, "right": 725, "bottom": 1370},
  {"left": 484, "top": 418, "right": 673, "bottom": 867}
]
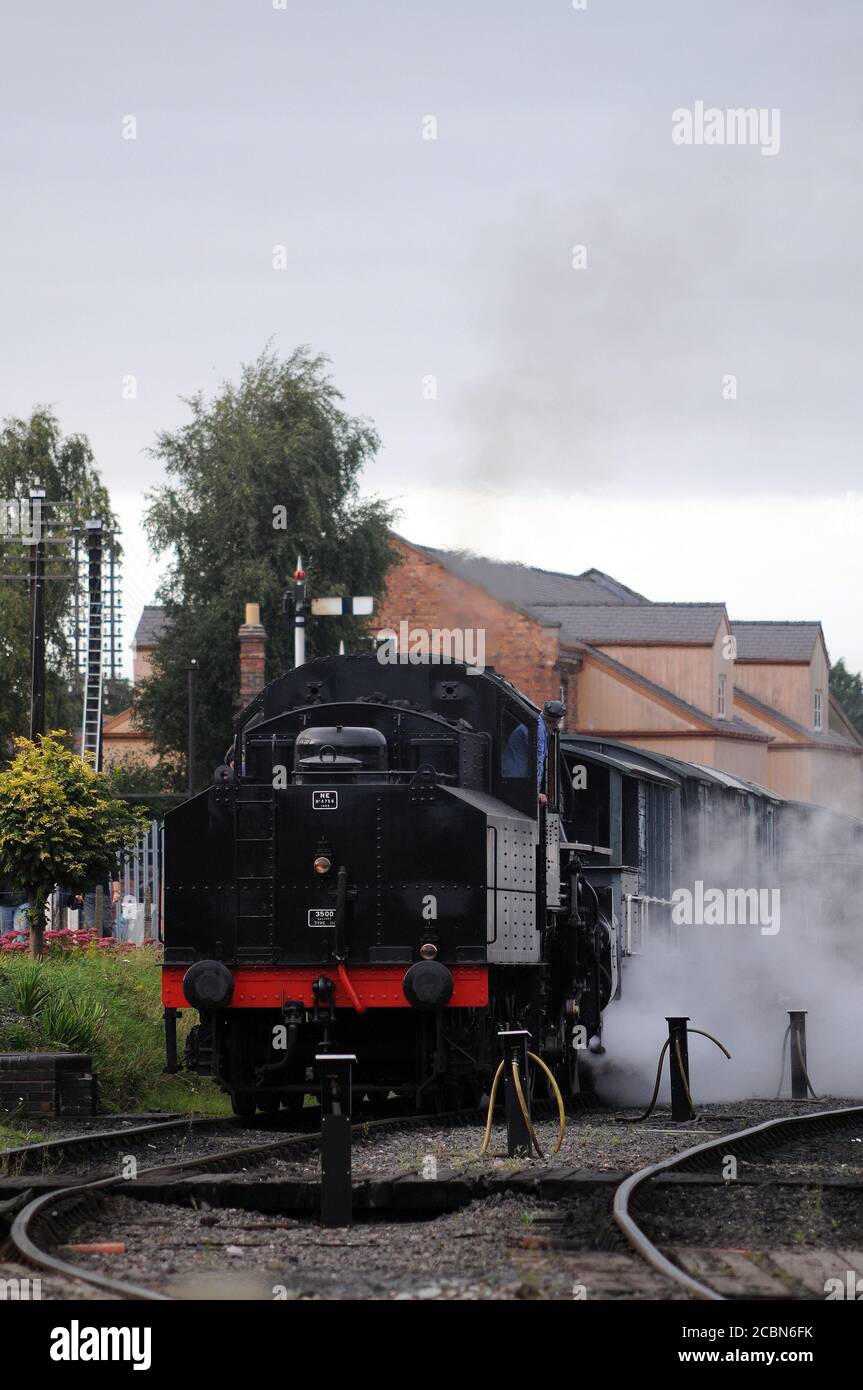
[
  {"left": 62, "top": 1191, "right": 679, "bottom": 1300},
  {"left": 631, "top": 1108, "right": 863, "bottom": 1250},
  {"left": 635, "top": 1181, "right": 863, "bottom": 1250},
  {"left": 4, "top": 1097, "right": 860, "bottom": 1301},
  {"left": 6, "top": 1097, "right": 853, "bottom": 1183},
  {"left": 724, "top": 1126, "right": 863, "bottom": 1182},
  {"left": 241, "top": 1097, "right": 861, "bottom": 1182}
]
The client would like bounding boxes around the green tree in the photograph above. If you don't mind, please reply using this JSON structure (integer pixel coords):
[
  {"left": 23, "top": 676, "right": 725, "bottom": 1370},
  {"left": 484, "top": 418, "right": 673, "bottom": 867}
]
[
  {"left": 103, "top": 677, "right": 133, "bottom": 716},
  {"left": 135, "top": 346, "right": 397, "bottom": 779},
  {"left": 830, "top": 659, "right": 863, "bottom": 736},
  {"left": 107, "top": 752, "right": 185, "bottom": 818},
  {"left": 0, "top": 733, "right": 148, "bottom": 957},
  {"left": 0, "top": 409, "right": 117, "bottom": 752}
]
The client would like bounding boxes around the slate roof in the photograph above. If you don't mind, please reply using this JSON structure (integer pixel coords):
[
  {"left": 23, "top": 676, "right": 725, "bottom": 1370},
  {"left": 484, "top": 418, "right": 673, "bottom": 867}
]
[
  {"left": 732, "top": 622, "right": 824, "bottom": 662},
  {"left": 734, "top": 685, "right": 861, "bottom": 750},
  {"left": 531, "top": 603, "right": 727, "bottom": 646},
  {"left": 133, "top": 605, "right": 168, "bottom": 648},
  {"left": 415, "top": 545, "right": 646, "bottom": 608},
  {"left": 830, "top": 692, "right": 863, "bottom": 747}
]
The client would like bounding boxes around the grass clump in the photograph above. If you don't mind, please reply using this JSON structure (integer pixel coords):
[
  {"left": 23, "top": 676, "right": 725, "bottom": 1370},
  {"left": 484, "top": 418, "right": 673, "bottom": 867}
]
[
  {"left": 0, "top": 945, "right": 229, "bottom": 1116},
  {"left": 7, "top": 961, "right": 51, "bottom": 1018}
]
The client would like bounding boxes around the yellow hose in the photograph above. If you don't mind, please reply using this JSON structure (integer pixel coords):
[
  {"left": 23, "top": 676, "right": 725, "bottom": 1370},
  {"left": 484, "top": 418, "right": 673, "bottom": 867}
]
[
  {"left": 479, "top": 1051, "right": 568, "bottom": 1158},
  {"left": 528, "top": 1051, "right": 566, "bottom": 1154},
  {"left": 511, "top": 1059, "right": 545, "bottom": 1158},
  {"left": 479, "top": 1060, "right": 506, "bottom": 1156}
]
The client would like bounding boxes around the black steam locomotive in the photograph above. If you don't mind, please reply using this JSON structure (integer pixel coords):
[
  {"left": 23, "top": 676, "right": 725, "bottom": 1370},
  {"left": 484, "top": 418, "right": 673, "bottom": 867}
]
[{"left": 161, "top": 654, "right": 617, "bottom": 1114}]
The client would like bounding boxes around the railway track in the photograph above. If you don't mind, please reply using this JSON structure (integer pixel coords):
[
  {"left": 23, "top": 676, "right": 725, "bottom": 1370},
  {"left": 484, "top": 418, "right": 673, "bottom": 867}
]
[
  {"left": 614, "top": 1102, "right": 863, "bottom": 1300},
  {"left": 6, "top": 1098, "right": 857, "bottom": 1301},
  {"left": 0, "top": 1115, "right": 227, "bottom": 1177},
  {"left": 2, "top": 1104, "right": 524, "bottom": 1300}
]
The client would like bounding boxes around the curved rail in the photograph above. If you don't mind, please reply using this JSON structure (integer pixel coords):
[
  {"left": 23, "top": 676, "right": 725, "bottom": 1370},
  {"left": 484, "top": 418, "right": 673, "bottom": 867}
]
[
  {"left": 613, "top": 1102, "right": 863, "bottom": 1300},
  {"left": 8, "top": 1102, "right": 534, "bottom": 1299},
  {"left": 0, "top": 1116, "right": 220, "bottom": 1176}
]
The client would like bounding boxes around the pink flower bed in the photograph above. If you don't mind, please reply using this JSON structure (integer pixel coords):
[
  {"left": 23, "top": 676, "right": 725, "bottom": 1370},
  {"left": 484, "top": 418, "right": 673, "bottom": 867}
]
[{"left": 0, "top": 928, "right": 160, "bottom": 954}]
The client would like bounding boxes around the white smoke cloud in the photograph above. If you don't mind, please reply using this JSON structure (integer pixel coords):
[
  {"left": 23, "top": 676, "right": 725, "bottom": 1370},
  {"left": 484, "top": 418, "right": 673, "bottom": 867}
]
[{"left": 589, "top": 799, "right": 863, "bottom": 1105}]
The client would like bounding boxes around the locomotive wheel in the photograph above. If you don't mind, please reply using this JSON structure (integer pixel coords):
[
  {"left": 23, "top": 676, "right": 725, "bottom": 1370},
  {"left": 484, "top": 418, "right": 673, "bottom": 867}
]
[
  {"left": 231, "top": 1093, "right": 257, "bottom": 1119},
  {"left": 256, "top": 1094, "right": 280, "bottom": 1115}
]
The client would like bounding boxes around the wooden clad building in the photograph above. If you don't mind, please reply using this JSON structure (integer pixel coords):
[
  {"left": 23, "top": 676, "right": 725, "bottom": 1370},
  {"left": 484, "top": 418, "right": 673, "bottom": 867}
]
[{"left": 376, "top": 536, "right": 863, "bottom": 817}]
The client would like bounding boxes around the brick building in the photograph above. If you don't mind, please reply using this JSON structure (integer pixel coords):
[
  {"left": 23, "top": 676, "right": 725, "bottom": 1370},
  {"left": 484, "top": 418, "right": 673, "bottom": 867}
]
[
  {"left": 375, "top": 536, "right": 863, "bottom": 817},
  {"left": 104, "top": 538, "right": 863, "bottom": 817},
  {"left": 101, "top": 607, "right": 169, "bottom": 769}
]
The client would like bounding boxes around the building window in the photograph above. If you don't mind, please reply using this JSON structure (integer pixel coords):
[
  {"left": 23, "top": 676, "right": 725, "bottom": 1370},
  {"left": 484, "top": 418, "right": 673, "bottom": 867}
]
[
  {"left": 814, "top": 689, "right": 823, "bottom": 731},
  {"left": 717, "top": 674, "right": 727, "bottom": 718}
]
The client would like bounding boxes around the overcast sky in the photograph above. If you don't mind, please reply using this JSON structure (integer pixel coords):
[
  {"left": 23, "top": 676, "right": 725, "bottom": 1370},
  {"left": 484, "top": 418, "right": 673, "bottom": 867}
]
[{"left": 2, "top": 0, "right": 861, "bottom": 673}]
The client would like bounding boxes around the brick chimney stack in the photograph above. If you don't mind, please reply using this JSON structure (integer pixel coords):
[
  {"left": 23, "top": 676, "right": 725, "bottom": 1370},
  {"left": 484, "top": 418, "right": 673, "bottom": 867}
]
[{"left": 238, "top": 602, "right": 266, "bottom": 706}]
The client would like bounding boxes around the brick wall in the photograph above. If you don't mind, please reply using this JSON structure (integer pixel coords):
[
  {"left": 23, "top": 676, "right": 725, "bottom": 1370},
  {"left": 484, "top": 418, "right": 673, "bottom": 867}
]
[
  {"left": 0, "top": 1053, "right": 98, "bottom": 1117},
  {"left": 376, "top": 538, "right": 562, "bottom": 709}
]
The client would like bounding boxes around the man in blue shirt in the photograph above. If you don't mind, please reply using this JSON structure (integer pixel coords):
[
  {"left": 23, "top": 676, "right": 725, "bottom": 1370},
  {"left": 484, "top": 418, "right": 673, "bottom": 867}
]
[{"left": 502, "top": 700, "right": 566, "bottom": 790}]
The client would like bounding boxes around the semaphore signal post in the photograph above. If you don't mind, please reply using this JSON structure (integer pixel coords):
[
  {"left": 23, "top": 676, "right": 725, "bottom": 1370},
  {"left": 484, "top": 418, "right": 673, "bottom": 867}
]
[{"left": 284, "top": 555, "right": 373, "bottom": 669}]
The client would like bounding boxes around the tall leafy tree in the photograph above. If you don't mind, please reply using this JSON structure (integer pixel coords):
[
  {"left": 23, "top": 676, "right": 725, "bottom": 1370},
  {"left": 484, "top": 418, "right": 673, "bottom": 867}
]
[
  {"left": 0, "top": 733, "right": 147, "bottom": 957},
  {"left": 830, "top": 659, "right": 863, "bottom": 736},
  {"left": 135, "top": 347, "right": 397, "bottom": 780},
  {"left": 0, "top": 409, "right": 116, "bottom": 753}
]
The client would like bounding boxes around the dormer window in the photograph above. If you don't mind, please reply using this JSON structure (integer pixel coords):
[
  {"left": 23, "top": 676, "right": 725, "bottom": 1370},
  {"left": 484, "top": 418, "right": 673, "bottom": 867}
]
[
  {"left": 717, "top": 674, "right": 727, "bottom": 718},
  {"left": 814, "top": 689, "right": 823, "bottom": 731}
]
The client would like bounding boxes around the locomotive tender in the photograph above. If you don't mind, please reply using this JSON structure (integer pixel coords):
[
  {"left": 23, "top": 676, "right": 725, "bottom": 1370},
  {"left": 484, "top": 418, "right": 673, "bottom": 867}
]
[
  {"left": 161, "top": 654, "right": 616, "bottom": 1114},
  {"left": 162, "top": 651, "right": 863, "bottom": 1114}
]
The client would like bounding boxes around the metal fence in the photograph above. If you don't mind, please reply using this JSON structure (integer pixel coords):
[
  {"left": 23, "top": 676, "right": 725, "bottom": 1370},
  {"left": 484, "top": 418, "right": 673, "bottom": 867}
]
[
  {"left": 0, "top": 821, "right": 164, "bottom": 941},
  {"left": 116, "top": 820, "right": 163, "bottom": 941}
]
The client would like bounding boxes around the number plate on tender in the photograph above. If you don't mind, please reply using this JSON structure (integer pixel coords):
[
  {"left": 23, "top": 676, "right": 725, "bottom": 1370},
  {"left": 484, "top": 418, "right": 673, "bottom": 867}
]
[
  {"left": 308, "top": 908, "right": 336, "bottom": 928},
  {"left": 312, "top": 790, "right": 338, "bottom": 810}
]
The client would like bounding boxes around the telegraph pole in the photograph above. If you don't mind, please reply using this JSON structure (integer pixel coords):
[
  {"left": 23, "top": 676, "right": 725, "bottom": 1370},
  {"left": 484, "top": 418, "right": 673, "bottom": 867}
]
[
  {"left": 0, "top": 493, "right": 84, "bottom": 744},
  {"left": 29, "top": 489, "right": 46, "bottom": 739}
]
